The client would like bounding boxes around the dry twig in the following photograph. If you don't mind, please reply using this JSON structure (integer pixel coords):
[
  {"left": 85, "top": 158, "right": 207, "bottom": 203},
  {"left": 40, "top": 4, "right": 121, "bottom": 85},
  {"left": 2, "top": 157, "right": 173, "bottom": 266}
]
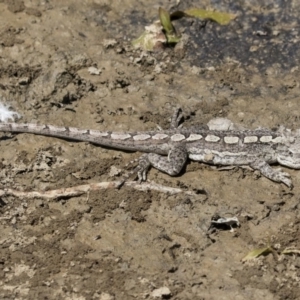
[{"left": 0, "top": 181, "right": 203, "bottom": 200}]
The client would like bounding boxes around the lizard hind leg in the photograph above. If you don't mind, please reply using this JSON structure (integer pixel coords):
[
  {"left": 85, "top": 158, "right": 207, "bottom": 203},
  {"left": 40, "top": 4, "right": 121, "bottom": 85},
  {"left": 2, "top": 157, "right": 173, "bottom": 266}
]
[
  {"left": 147, "top": 145, "right": 188, "bottom": 176},
  {"left": 250, "top": 159, "right": 292, "bottom": 188}
]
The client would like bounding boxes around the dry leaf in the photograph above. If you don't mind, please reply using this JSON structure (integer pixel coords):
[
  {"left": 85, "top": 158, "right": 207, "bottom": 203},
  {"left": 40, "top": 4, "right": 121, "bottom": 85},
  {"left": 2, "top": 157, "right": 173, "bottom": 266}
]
[
  {"left": 281, "top": 248, "right": 300, "bottom": 255},
  {"left": 132, "top": 22, "right": 166, "bottom": 51}
]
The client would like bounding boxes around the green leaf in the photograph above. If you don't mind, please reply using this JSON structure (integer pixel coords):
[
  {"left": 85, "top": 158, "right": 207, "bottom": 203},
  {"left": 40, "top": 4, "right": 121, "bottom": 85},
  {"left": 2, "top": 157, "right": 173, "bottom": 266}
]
[
  {"left": 159, "top": 7, "right": 181, "bottom": 44},
  {"left": 184, "top": 8, "right": 236, "bottom": 25},
  {"left": 242, "top": 247, "right": 273, "bottom": 262},
  {"left": 132, "top": 7, "right": 235, "bottom": 51},
  {"left": 159, "top": 7, "right": 174, "bottom": 35}
]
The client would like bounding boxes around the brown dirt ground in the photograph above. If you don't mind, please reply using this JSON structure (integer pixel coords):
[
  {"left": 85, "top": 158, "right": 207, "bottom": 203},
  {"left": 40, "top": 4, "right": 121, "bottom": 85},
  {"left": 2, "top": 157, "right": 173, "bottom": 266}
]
[{"left": 0, "top": 0, "right": 300, "bottom": 299}]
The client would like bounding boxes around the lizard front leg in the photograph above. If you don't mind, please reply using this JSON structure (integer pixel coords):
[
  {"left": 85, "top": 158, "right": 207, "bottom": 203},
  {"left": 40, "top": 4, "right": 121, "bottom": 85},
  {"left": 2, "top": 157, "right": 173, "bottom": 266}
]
[
  {"left": 170, "top": 107, "right": 184, "bottom": 129},
  {"left": 250, "top": 159, "right": 292, "bottom": 188}
]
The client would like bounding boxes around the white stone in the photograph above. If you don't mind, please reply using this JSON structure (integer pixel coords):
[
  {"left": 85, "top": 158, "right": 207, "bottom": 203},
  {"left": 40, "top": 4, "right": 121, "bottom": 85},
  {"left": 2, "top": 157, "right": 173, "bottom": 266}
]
[
  {"left": 151, "top": 287, "right": 171, "bottom": 298},
  {"left": 99, "top": 292, "right": 115, "bottom": 300},
  {"left": 88, "top": 66, "right": 101, "bottom": 75}
]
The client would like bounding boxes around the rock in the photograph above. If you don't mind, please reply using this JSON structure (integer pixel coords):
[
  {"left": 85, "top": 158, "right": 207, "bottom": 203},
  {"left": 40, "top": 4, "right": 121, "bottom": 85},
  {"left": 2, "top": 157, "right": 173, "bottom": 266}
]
[
  {"left": 151, "top": 287, "right": 171, "bottom": 298},
  {"left": 99, "top": 292, "right": 115, "bottom": 300}
]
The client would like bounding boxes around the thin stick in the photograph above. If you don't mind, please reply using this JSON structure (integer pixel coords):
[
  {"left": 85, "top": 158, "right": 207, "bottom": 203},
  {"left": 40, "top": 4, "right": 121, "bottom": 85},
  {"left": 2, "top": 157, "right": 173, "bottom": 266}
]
[{"left": 0, "top": 181, "right": 203, "bottom": 200}]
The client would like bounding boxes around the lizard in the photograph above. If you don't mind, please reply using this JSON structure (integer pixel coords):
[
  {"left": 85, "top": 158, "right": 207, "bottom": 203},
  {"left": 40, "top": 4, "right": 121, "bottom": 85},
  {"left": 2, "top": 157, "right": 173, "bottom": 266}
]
[{"left": 0, "top": 108, "right": 299, "bottom": 188}]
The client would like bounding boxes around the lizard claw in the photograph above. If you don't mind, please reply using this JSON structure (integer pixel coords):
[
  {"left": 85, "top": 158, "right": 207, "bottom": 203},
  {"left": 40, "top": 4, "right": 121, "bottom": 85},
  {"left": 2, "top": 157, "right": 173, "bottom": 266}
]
[
  {"left": 273, "top": 169, "right": 292, "bottom": 188},
  {"left": 137, "top": 169, "right": 147, "bottom": 182}
]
